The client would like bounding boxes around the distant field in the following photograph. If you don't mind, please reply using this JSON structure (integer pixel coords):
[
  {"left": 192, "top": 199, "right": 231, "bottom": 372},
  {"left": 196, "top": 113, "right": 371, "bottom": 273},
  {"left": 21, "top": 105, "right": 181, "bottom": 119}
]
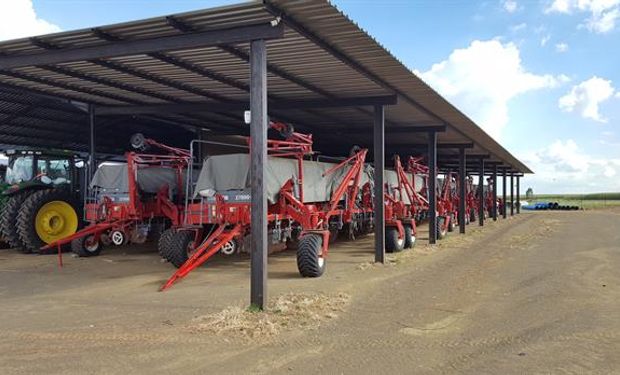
[{"left": 523, "top": 193, "right": 620, "bottom": 210}]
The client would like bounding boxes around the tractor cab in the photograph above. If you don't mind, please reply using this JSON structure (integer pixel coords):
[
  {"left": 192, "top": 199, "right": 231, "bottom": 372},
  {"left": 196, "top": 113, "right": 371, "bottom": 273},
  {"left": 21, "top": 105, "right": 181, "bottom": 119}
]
[
  {"left": 3, "top": 149, "right": 83, "bottom": 195},
  {"left": 0, "top": 149, "right": 85, "bottom": 253}
]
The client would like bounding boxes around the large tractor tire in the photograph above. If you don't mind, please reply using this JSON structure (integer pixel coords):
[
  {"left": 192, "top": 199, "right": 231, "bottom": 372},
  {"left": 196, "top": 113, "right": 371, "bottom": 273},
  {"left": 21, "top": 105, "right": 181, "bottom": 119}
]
[
  {"left": 163, "top": 230, "right": 194, "bottom": 268},
  {"left": 296, "top": 234, "right": 325, "bottom": 277},
  {"left": 404, "top": 224, "right": 416, "bottom": 249},
  {"left": 0, "top": 193, "right": 29, "bottom": 252},
  {"left": 386, "top": 226, "right": 405, "bottom": 253},
  {"left": 158, "top": 228, "right": 176, "bottom": 259},
  {"left": 17, "top": 189, "right": 80, "bottom": 253},
  {"left": 71, "top": 235, "right": 102, "bottom": 257}
]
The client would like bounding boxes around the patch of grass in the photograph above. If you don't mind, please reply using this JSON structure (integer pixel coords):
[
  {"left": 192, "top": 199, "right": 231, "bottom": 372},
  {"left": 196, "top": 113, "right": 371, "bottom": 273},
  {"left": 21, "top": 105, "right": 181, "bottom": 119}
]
[
  {"left": 246, "top": 304, "right": 262, "bottom": 313},
  {"left": 190, "top": 292, "right": 350, "bottom": 340}
]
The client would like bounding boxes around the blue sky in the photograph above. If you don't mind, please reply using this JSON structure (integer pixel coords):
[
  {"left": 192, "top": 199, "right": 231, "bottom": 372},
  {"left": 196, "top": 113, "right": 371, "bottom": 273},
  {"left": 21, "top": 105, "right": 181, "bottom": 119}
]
[{"left": 1, "top": 0, "right": 619, "bottom": 193}]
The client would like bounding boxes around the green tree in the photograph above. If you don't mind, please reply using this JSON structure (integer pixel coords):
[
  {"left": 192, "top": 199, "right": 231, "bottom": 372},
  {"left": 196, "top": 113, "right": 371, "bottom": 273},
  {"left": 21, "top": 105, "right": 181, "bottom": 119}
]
[{"left": 525, "top": 187, "right": 534, "bottom": 200}]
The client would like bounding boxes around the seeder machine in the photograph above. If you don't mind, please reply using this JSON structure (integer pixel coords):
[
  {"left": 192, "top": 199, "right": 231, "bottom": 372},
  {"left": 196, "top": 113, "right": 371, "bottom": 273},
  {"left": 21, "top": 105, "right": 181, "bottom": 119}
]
[
  {"left": 158, "top": 121, "right": 378, "bottom": 290},
  {"left": 42, "top": 134, "right": 191, "bottom": 257}
]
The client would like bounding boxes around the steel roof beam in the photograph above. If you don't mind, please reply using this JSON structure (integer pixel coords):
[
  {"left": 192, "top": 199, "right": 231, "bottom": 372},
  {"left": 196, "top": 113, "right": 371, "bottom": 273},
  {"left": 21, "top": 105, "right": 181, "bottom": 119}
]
[
  {"left": 0, "top": 70, "right": 138, "bottom": 104},
  {"left": 94, "top": 95, "right": 398, "bottom": 115},
  {"left": 3, "top": 38, "right": 246, "bottom": 133},
  {"left": 164, "top": 17, "right": 400, "bottom": 128},
  {"left": 0, "top": 82, "right": 84, "bottom": 108},
  {"left": 387, "top": 142, "right": 474, "bottom": 149},
  {"left": 0, "top": 79, "right": 206, "bottom": 140},
  {"left": 87, "top": 25, "right": 367, "bottom": 133},
  {"left": 40, "top": 64, "right": 178, "bottom": 102},
  {"left": 0, "top": 23, "right": 284, "bottom": 70},
  {"left": 218, "top": 44, "right": 401, "bottom": 125},
  {"left": 0, "top": 103, "right": 37, "bottom": 126}
]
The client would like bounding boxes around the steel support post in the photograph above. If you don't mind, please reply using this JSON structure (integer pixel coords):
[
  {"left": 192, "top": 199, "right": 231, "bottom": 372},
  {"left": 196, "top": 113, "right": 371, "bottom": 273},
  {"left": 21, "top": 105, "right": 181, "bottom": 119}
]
[
  {"left": 502, "top": 169, "right": 507, "bottom": 219},
  {"left": 492, "top": 164, "right": 498, "bottom": 221},
  {"left": 516, "top": 176, "right": 521, "bottom": 214},
  {"left": 373, "top": 105, "right": 385, "bottom": 263},
  {"left": 510, "top": 173, "right": 514, "bottom": 216},
  {"left": 458, "top": 147, "right": 466, "bottom": 234},
  {"left": 478, "top": 158, "right": 485, "bottom": 226},
  {"left": 88, "top": 104, "right": 96, "bottom": 181},
  {"left": 249, "top": 39, "right": 268, "bottom": 310},
  {"left": 428, "top": 131, "right": 438, "bottom": 244}
]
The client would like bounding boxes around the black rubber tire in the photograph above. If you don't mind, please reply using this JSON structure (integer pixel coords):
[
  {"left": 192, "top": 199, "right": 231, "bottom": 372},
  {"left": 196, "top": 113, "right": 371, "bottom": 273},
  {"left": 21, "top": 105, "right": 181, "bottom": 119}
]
[
  {"left": 296, "top": 234, "right": 325, "bottom": 277},
  {"left": 469, "top": 208, "right": 476, "bottom": 224},
  {"left": 71, "top": 235, "right": 102, "bottom": 257},
  {"left": 1, "top": 193, "right": 30, "bottom": 252},
  {"left": 386, "top": 226, "right": 405, "bottom": 253},
  {"left": 448, "top": 215, "right": 455, "bottom": 232},
  {"left": 158, "top": 228, "right": 175, "bottom": 259},
  {"left": 163, "top": 230, "right": 194, "bottom": 268},
  {"left": 437, "top": 217, "right": 448, "bottom": 240},
  {"left": 218, "top": 238, "right": 238, "bottom": 256},
  {"left": 148, "top": 219, "right": 169, "bottom": 244},
  {"left": 403, "top": 224, "right": 416, "bottom": 249},
  {"left": 17, "top": 189, "right": 80, "bottom": 253}
]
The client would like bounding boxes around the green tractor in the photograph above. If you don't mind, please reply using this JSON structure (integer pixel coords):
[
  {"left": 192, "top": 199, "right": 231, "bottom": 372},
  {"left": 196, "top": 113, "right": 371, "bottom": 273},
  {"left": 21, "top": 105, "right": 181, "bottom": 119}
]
[{"left": 0, "top": 149, "right": 84, "bottom": 253}]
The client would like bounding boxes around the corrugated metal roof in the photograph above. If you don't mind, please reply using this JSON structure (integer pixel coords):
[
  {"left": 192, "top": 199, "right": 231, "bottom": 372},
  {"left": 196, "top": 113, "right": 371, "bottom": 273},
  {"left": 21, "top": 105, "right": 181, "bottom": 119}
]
[{"left": 0, "top": 0, "right": 530, "bottom": 173}]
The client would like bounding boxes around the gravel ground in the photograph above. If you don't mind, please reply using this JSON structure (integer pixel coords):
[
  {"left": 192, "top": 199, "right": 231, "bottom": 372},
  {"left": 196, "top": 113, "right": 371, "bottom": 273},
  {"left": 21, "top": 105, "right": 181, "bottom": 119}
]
[{"left": 0, "top": 209, "right": 618, "bottom": 374}]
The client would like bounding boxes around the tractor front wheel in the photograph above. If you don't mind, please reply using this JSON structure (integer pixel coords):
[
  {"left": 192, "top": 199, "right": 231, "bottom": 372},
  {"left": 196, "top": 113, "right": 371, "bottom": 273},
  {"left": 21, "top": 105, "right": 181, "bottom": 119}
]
[
  {"left": 17, "top": 189, "right": 80, "bottom": 253},
  {"left": 296, "top": 234, "right": 325, "bottom": 277},
  {"left": 0, "top": 193, "right": 28, "bottom": 252}
]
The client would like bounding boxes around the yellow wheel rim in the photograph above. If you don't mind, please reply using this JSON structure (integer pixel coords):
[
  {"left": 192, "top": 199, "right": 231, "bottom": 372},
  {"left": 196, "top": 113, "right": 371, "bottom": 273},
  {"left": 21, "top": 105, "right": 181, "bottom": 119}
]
[{"left": 35, "top": 200, "right": 78, "bottom": 244}]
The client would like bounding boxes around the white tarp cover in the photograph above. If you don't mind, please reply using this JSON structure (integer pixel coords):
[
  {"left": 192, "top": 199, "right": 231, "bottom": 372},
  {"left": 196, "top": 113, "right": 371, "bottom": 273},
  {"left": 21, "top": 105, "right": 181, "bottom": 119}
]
[
  {"left": 90, "top": 163, "right": 185, "bottom": 195},
  {"left": 194, "top": 154, "right": 424, "bottom": 205}
]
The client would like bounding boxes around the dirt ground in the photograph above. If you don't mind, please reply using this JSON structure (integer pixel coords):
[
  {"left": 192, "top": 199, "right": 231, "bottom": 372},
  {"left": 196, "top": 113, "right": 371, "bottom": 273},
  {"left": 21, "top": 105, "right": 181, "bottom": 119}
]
[{"left": 1, "top": 209, "right": 619, "bottom": 374}]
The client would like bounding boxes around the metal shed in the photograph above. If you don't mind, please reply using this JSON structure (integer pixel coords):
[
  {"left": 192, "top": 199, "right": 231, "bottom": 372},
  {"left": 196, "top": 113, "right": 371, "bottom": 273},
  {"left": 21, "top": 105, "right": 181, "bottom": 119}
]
[{"left": 0, "top": 0, "right": 530, "bottom": 308}]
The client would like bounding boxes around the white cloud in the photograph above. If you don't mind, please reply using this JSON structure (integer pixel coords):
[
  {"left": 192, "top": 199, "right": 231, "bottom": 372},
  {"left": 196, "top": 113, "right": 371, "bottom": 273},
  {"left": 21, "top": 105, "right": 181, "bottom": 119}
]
[
  {"left": 558, "top": 76, "right": 616, "bottom": 122},
  {"left": 555, "top": 42, "right": 569, "bottom": 52},
  {"left": 545, "top": 0, "right": 620, "bottom": 33},
  {"left": 415, "top": 39, "right": 564, "bottom": 140},
  {"left": 510, "top": 23, "right": 527, "bottom": 32},
  {"left": 540, "top": 34, "right": 552, "bottom": 46},
  {"left": 503, "top": 0, "right": 519, "bottom": 13},
  {"left": 546, "top": 0, "right": 572, "bottom": 13},
  {"left": 520, "top": 139, "right": 620, "bottom": 193},
  {"left": 0, "top": 0, "right": 60, "bottom": 41}
]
